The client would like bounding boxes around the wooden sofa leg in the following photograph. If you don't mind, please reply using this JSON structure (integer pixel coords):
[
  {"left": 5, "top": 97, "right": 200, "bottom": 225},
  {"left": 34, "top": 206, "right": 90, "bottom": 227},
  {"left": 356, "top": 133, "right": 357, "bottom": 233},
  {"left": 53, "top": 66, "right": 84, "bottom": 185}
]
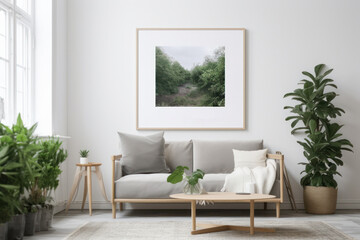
[
  {"left": 264, "top": 203, "right": 267, "bottom": 210},
  {"left": 276, "top": 202, "right": 280, "bottom": 218},
  {"left": 112, "top": 202, "right": 116, "bottom": 219},
  {"left": 119, "top": 202, "right": 123, "bottom": 211}
]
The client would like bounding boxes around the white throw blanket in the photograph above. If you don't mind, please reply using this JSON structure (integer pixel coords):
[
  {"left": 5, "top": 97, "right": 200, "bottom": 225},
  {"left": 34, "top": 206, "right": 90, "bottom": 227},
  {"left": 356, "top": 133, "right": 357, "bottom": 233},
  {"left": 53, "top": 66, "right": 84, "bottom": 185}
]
[{"left": 221, "top": 159, "right": 277, "bottom": 194}]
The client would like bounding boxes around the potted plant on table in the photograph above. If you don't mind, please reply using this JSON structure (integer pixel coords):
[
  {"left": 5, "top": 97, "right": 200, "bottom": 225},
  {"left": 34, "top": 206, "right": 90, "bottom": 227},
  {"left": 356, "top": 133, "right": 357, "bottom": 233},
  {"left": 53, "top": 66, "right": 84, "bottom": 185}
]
[
  {"left": 79, "top": 150, "right": 89, "bottom": 164},
  {"left": 284, "top": 64, "right": 353, "bottom": 214},
  {"left": 167, "top": 166, "right": 205, "bottom": 194}
]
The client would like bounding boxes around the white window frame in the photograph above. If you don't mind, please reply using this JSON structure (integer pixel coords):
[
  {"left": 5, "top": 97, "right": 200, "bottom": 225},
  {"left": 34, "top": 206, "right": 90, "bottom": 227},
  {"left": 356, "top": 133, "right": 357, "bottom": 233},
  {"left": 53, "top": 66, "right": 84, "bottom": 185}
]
[{"left": 0, "top": 0, "right": 34, "bottom": 125}]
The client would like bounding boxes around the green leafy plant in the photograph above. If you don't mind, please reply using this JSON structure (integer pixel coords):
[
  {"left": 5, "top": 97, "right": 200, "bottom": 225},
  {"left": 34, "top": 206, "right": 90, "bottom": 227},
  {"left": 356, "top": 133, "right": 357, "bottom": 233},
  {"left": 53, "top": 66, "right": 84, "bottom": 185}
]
[
  {"left": 167, "top": 166, "right": 205, "bottom": 186},
  {"left": 0, "top": 114, "right": 40, "bottom": 216},
  {"left": 36, "top": 138, "right": 68, "bottom": 200},
  {"left": 0, "top": 145, "right": 20, "bottom": 223},
  {"left": 79, "top": 149, "right": 89, "bottom": 158},
  {"left": 284, "top": 64, "right": 353, "bottom": 188}
]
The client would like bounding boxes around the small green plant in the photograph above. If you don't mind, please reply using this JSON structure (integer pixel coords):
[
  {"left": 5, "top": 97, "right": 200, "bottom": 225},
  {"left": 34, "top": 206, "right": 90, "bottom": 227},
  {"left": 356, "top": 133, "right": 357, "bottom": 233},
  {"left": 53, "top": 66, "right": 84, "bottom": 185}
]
[
  {"left": 167, "top": 166, "right": 205, "bottom": 186},
  {"left": 80, "top": 150, "right": 89, "bottom": 158}
]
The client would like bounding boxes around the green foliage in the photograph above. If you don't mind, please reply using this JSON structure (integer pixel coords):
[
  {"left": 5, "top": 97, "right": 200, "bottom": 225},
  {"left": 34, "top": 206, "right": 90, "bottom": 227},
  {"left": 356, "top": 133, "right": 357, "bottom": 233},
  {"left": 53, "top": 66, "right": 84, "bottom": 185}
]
[
  {"left": 195, "top": 47, "right": 225, "bottom": 106},
  {"left": 0, "top": 145, "right": 19, "bottom": 223},
  {"left": 156, "top": 47, "right": 190, "bottom": 96},
  {"left": 0, "top": 114, "right": 40, "bottom": 217},
  {"left": 186, "top": 169, "right": 205, "bottom": 186},
  {"left": 167, "top": 166, "right": 205, "bottom": 186},
  {"left": 37, "top": 138, "right": 68, "bottom": 196},
  {"left": 156, "top": 47, "right": 225, "bottom": 107},
  {"left": 79, "top": 149, "right": 89, "bottom": 158},
  {"left": 284, "top": 64, "right": 353, "bottom": 188},
  {"left": 167, "top": 166, "right": 189, "bottom": 184},
  {"left": 0, "top": 114, "right": 68, "bottom": 220},
  {"left": 22, "top": 197, "right": 40, "bottom": 213}
]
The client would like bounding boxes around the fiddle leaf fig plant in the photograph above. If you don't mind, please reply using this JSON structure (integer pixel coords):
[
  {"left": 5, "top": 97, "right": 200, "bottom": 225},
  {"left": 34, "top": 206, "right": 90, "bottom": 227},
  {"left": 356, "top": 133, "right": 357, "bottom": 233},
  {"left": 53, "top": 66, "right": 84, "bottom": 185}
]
[{"left": 284, "top": 64, "right": 353, "bottom": 188}]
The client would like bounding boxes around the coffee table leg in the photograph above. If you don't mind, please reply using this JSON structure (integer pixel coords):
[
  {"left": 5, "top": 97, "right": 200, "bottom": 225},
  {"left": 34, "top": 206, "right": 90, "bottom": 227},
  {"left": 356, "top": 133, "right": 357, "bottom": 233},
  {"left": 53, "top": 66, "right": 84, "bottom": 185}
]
[
  {"left": 250, "top": 200, "right": 254, "bottom": 235},
  {"left": 191, "top": 200, "right": 196, "bottom": 231}
]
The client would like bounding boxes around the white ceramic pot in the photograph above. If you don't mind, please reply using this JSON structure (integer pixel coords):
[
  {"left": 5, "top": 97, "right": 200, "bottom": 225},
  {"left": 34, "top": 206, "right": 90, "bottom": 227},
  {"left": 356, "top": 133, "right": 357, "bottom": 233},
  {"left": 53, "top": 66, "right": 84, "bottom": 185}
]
[{"left": 80, "top": 157, "right": 88, "bottom": 164}]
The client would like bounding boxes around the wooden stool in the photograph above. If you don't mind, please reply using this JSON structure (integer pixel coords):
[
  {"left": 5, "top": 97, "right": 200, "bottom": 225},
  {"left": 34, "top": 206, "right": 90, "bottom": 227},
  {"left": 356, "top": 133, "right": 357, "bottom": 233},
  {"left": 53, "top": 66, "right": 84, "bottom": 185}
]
[{"left": 65, "top": 162, "right": 108, "bottom": 216}]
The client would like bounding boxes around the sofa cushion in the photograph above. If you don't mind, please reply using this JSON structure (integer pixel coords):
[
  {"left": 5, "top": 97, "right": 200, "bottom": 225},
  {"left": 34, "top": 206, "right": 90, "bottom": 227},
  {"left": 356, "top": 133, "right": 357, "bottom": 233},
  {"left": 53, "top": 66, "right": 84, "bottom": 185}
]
[
  {"left": 115, "top": 173, "right": 227, "bottom": 199},
  {"left": 233, "top": 149, "right": 268, "bottom": 169},
  {"left": 118, "top": 132, "right": 169, "bottom": 175},
  {"left": 193, "top": 140, "right": 263, "bottom": 174},
  {"left": 165, "top": 141, "right": 193, "bottom": 173}
]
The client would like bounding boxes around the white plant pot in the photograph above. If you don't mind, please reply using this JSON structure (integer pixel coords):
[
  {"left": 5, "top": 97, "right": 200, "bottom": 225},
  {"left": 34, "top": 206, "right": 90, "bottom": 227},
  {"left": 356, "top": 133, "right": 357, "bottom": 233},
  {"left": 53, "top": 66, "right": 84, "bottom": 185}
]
[{"left": 80, "top": 157, "right": 88, "bottom": 164}]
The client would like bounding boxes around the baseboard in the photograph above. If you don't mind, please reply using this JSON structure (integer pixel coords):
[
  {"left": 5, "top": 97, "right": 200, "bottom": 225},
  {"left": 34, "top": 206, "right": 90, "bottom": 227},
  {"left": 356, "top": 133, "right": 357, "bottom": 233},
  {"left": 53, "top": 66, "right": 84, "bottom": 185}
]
[
  {"left": 66, "top": 199, "right": 360, "bottom": 210},
  {"left": 54, "top": 201, "right": 66, "bottom": 214}
]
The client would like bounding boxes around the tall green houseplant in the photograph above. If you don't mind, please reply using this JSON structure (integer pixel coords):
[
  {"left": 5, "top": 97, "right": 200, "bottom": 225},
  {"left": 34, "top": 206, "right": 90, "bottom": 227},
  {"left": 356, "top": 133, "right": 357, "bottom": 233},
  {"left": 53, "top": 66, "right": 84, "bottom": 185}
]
[
  {"left": 37, "top": 137, "right": 68, "bottom": 199},
  {"left": 0, "top": 146, "right": 19, "bottom": 224},
  {"left": 0, "top": 115, "right": 40, "bottom": 213},
  {"left": 284, "top": 64, "right": 353, "bottom": 214}
]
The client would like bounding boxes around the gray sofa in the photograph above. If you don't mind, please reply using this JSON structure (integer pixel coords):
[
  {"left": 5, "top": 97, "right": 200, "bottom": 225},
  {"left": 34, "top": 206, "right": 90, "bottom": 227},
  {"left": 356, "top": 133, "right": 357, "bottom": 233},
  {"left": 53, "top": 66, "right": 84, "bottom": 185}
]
[{"left": 111, "top": 140, "right": 284, "bottom": 218}]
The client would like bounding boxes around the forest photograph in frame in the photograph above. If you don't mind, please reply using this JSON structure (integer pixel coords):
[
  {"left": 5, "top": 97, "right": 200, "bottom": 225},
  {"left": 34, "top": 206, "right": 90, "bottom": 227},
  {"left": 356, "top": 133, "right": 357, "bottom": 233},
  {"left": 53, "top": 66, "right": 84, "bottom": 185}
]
[
  {"left": 155, "top": 46, "right": 225, "bottom": 107},
  {"left": 137, "top": 28, "right": 245, "bottom": 130}
]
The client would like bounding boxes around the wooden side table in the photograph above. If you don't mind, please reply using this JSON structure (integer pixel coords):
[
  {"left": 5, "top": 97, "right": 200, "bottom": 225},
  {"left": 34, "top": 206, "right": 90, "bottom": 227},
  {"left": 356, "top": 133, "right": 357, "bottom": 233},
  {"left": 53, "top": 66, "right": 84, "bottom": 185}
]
[{"left": 65, "top": 162, "right": 108, "bottom": 216}]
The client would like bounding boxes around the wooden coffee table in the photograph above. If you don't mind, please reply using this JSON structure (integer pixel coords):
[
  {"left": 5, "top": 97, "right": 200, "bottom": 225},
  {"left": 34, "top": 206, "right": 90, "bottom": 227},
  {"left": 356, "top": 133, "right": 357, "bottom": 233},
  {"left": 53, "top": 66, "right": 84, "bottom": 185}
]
[{"left": 170, "top": 192, "right": 276, "bottom": 235}]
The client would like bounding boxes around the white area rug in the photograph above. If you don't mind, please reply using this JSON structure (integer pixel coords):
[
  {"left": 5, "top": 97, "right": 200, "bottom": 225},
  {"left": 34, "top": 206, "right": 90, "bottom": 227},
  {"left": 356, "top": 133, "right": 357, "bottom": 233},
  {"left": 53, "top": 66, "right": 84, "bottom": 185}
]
[{"left": 64, "top": 220, "right": 354, "bottom": 240}]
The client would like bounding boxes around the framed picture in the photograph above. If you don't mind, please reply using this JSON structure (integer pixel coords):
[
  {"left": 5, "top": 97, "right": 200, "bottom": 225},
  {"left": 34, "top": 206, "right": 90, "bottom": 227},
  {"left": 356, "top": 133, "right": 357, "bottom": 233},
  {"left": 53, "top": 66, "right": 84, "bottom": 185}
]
[{"left": 136, "top": 28, "right": 245, "bottom": 130}]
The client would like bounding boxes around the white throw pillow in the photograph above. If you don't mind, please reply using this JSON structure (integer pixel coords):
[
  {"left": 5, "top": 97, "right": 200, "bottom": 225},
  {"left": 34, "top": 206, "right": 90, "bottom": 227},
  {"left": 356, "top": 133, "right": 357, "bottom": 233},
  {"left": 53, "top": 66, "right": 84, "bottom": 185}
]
[{"left": 233, "top": 148, "right": 268, "bottom": 169}]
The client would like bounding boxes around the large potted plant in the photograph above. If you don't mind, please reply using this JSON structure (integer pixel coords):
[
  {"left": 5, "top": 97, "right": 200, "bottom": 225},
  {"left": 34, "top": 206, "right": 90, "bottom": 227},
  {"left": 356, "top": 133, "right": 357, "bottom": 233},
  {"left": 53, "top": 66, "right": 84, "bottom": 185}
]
[
  {"left": 284, "top": 64, "right": 353, "bottom": 214},
  {"left": 36, "top": 137, "right": 67, "bottom": 230},
  {"left": 0, "top": 114, "right": 39, "bottom": 239},
  {"left": 0, "top": 145, "right": 17, "bottom": 240}
]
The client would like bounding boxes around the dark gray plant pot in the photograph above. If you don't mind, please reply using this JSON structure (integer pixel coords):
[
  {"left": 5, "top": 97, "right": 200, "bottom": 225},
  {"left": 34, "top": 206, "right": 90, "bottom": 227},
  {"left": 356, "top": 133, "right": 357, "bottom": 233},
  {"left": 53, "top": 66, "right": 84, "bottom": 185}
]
[
  {"left": 35, "top": 208, "right": 42, "bottom": 232},
  {"left": 47, "top": 205, "right": 54, "bottom": 228},
  {"left": 40, "top": 207, "right": 48, "bottom": 231},
  {"left": 24, "top": 212, "right": 37, "bottom": 236},
  {"left": 7, "top": 214, "right": 25, "bottom": 240},
  {"left": 0, "top": 222, "right": 8, "bottom": 240}
]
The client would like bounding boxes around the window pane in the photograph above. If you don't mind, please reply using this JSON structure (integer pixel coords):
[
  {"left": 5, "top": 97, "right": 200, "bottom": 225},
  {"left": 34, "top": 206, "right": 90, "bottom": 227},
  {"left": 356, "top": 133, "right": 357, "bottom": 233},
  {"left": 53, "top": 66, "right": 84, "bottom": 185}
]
[
  {"left": 0, "top": 36, "right": 5, "bottom": 58},
  {"left": 16, "top": 0, "right": 31, "bottom": 15},
  {"left": 0, "top": 58, "right": 8, "bottom": 122},
  {"left": 16, "top": 22, "right": 24, "bottom": 66},
  {"left": 15, "top": 21, "right": 30, "bottom": 124},
  {"left": 0, "top": 0, "right": 33, "bottom": 125},
  {"left": 16, "top": 91, "right": 23, "bottom": 117},
  {"left": 0, "top": 9, "right": 6, "bottom": 36},
  {"left": 0, "top": 59, "right": 7, "bottom": 88},
  {"left": 0, "top": 9, "right": 7, "bottom": 59},
  {"left": 16, "top": 66, "right": 24, "bottom": 91}
]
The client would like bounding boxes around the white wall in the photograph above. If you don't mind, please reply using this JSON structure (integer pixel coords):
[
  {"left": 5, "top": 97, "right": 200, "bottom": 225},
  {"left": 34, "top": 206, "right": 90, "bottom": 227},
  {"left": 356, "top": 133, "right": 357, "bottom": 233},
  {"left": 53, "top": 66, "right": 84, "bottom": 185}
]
[
  {"left": 66, "top": 0, "right": 360, "bottom": 209},
  {"left": 51, "top": 0, "right": 68, "bottom": 212}
]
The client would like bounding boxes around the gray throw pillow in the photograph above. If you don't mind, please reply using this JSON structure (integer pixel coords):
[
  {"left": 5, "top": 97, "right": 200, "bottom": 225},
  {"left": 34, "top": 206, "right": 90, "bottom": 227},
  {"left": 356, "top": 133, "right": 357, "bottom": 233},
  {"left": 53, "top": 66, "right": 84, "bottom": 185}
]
[{"left": 118, "top": 132, "right": 170, "bottom": 175}]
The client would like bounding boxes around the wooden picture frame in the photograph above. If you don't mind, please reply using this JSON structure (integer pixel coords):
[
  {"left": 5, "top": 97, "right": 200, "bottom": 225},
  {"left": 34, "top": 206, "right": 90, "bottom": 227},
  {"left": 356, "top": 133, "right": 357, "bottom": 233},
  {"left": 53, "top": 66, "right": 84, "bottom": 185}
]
[{"left": 136, "top": 28, "right": 246, "bottom": 130}]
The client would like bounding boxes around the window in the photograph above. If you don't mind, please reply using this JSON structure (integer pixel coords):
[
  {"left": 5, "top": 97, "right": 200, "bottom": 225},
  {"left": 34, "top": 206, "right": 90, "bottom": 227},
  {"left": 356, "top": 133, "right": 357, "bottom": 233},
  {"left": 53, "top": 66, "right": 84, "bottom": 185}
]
[{"left": 0, "top": 0, "right": 33, "bottom": 125}]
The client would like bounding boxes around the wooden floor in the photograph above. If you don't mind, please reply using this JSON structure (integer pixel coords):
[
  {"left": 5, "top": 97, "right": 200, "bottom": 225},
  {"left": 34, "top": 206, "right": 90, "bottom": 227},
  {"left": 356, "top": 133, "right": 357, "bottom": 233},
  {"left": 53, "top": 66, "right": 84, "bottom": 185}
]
[{"left": 24, "top": 209, "right": 360, "bottom": 239}]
